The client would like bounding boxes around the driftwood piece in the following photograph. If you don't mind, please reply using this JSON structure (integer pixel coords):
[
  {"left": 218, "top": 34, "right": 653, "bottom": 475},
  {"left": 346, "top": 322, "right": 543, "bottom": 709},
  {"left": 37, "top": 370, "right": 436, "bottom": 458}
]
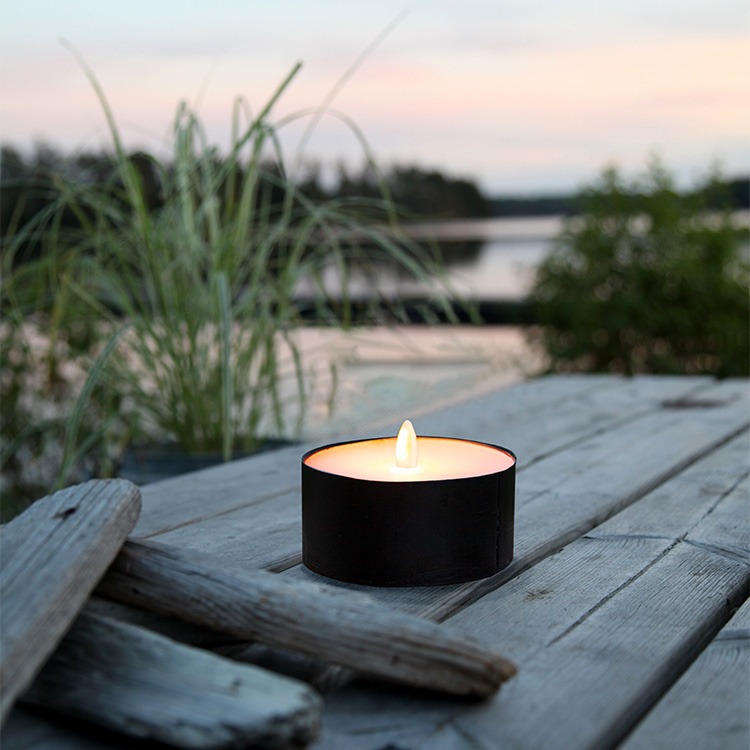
[
  {"left": 0, "top": 479, "right": 141, "bottom": 723},
  {"left": 96, "top": 539, "right": 516, "bottom": 697},
  {"left": 22, "top": 610, "right": 322, "bottom": 750}
]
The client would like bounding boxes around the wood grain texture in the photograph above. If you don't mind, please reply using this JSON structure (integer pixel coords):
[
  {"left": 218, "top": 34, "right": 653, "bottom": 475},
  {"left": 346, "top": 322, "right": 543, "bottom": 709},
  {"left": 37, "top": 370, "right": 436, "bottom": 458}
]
[
  {"left": 284, "top": 379, "right": 750, "bottom": 622},
  {"left": 619, "top": 598, "right": 750, "bottom": 750},
  {"left": 22, "top": 611, "right": 322, "bottom": 750},
  {"left": 140, "top": 375, "right": 723, "bottom": 578},
  {"left": 309, "top": 425, "right": 750, "bottom": 749},
  {"left": 310, "top": 543, "right": 749, "bottom": 750},
  {"left": 415, "top": 373, "right": 715, "bottom": 468},
  {"left": 134, "top": 443, "right": 306, "bottom": 538},
  {"left": 0, "top": 480, "right": 141, "bottom": 723},
  {"left": 96, "top": 539, "right": 516, "bottom": 697},
  {"left": 135, "top": 375, "right": 710, "bottom": 544},
  {"left": 152, "top": 489, "right": 302, "bottom": 572},
  {"left": 8, "top": 376, "right": 747, "bottom": 750},
  {"left": 440, "top": 548, "right": 747, "bottom": 750}
]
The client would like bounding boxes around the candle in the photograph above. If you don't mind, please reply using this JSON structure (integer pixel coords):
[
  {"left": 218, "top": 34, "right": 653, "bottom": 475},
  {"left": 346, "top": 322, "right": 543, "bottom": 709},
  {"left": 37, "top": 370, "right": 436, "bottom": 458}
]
[{"left": 302, "top": 421, "right": 516, "bottom": 587}]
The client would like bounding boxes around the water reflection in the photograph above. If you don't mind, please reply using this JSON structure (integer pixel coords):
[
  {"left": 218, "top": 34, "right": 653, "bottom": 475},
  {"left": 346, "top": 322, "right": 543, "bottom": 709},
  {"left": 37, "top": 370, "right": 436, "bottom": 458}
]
[{"left": 295, "top": 216, "right": 563, "bottom": 310}]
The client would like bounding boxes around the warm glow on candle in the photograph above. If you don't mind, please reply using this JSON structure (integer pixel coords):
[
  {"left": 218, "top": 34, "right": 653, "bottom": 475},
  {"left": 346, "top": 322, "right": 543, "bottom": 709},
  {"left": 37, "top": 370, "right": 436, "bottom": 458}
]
[
  {"left": 304, "top": 428, "right": 515, "bottom": 483},
  {"left": 395, "top": 420, "right": 418, "bottom": 469}
]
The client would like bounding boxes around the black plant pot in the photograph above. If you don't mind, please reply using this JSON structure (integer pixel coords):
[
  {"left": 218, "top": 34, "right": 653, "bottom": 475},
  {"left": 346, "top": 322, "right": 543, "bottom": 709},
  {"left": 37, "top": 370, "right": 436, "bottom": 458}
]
[{"left": 118, "top": 439, "right": 293, "bottom": 485}]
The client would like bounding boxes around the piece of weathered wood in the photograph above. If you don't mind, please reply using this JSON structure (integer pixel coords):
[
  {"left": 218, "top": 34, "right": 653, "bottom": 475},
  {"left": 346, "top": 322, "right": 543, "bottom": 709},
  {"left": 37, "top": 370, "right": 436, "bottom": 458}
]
[
  {"left": 96, "top": 539, "right": 516, "bottom": 697},
  {"left": 619, "top": 597, "right": 750, "bottom": 750},
  {"left": 0, "top": 479, "right": 141, "bottom": 724},
  {"left": 2, "top": 705, "right": 139, "bottom": 750},
  {"left": 22, "top": 610, "right": 322, "bottom": 750}
]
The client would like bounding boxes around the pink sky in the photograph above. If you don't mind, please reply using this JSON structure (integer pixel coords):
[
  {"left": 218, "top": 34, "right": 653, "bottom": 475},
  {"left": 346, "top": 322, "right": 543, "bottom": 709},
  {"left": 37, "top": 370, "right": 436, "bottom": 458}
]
[{"left": 1, "top": 1, "right": 748, "bottom": 193}]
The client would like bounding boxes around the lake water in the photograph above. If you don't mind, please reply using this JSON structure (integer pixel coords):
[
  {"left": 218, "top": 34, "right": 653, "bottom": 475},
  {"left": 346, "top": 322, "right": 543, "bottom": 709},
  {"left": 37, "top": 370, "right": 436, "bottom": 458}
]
[
  {"left": 428, "top": 216, "right": 564, "bottom": 300},
  {"left": 295, "top": 215, "right": 564, "bottom": 303}
]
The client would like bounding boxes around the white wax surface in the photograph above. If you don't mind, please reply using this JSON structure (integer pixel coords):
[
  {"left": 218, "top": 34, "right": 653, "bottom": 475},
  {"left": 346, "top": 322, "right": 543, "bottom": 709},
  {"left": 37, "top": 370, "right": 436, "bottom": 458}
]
[{"left": 304, "top": 437, "right": 515, "bottom": 482}]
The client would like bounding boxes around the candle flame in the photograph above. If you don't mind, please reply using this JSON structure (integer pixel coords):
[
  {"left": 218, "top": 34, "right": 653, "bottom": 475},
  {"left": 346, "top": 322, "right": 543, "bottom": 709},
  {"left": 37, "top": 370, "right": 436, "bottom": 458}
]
[{"left": 395, "top": 420, "right": 418, "bottom": 469}]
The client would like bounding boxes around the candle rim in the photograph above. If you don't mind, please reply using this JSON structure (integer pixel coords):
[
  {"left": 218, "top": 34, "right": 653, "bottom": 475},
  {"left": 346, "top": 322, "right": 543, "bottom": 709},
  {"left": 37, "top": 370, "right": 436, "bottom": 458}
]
[{"left": 302, "top": 435, "right": 516, "bottom": 482}]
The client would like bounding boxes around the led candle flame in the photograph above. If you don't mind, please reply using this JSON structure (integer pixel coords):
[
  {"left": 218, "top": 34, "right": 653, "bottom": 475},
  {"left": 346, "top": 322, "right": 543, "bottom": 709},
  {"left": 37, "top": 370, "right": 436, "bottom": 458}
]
[{"left": 395, "top": 419, "right": 418, "bottom": 469}]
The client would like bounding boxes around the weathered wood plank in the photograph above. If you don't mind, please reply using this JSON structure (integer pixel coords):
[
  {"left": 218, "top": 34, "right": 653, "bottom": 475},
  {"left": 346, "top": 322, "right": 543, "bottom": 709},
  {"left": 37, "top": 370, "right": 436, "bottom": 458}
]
[
  {"left": 22, "top": 611, "right": 322, "bottom": 750},
  {"left": 133, "top": 375, "right": 608, "bottom": 538},
  {"left": 152, "top": 489, "right": 302, "bottom": 572},
  {"left": 309, "top": 429, "right": 750, "bottom": 749},
  {"left": 95, "top": 539, "right": 516, "bottom": 697},
  {"left": 143, "top": 374, "right": 720, "bottom": 574},
  {"left": 312, "top": 544, "right": 749, "bottom": 750},
  {"left": 433, "top": 548, "right": 747, "bottom": 750},
  {"left": 585, "top": 429, "right": 749, "bottom": 543},
  {"left": 415, "top": 373, "right": 715, "bottom": 466},
  {"left": 133, "top": 443, "right": 305, "bottom": 538},
  {"left": 284, "top": 379, "right": 750, "bottom": 620},
  {"left": 619, "top": 598, "right": 750, "bottom": 750},
  {"left": 0, "top": 479, "right": 141, "bottom": 724}
]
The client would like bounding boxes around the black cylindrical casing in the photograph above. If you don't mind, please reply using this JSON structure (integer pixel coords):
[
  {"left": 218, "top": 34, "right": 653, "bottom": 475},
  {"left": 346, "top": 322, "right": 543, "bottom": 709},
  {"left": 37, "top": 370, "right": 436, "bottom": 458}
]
[{"left": 301, "top": 439, "right": 516, "bottom": 587}]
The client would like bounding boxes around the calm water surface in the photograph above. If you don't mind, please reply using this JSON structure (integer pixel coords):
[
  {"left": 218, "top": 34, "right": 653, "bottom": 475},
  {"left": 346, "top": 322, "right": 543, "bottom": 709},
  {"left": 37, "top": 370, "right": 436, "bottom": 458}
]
[
  {"left": 411, "top": 215, "right": 563, "bottom": 301},
  {"left": 295, "top": 215, "right": 563, "bottom": 303}
]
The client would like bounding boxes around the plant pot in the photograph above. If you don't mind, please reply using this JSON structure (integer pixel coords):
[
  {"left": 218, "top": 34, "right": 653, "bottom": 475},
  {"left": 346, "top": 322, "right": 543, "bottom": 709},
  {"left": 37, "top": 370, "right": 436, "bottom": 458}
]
[{"left": 117, "top": 440, "right": 293, "bottom": 486}]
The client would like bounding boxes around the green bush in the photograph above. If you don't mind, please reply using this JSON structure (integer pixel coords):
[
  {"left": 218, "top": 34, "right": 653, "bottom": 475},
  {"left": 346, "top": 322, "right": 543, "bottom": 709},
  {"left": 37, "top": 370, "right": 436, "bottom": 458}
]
[{"left": 530, "top": 160, "right": 749, "bottom": 377}]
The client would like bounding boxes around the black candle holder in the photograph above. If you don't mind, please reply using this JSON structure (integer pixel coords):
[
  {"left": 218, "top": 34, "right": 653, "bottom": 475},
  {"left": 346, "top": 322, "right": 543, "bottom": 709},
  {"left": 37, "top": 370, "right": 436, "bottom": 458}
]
[{"left": 301, "top": 437, "right": 516, "bottom": 587}]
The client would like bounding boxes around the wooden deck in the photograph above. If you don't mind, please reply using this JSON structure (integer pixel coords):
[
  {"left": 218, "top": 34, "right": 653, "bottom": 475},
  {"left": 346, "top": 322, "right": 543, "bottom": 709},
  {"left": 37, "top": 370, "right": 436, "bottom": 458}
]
[{"left": 2, "top": 374, "right": 749, "bottom": 749}]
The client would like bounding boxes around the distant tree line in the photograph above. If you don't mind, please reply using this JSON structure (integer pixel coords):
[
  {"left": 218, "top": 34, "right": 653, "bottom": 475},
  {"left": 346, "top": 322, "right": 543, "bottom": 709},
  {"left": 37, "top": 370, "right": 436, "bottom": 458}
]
[
  {"left": 0, "top": 143, "right": 494, "bottom": 264},
  {"left": 490, "top": 177, "right": 749, "bottom": 217},
  {"left": 2, "top": 143, "right": 747, "bottom": 266}
]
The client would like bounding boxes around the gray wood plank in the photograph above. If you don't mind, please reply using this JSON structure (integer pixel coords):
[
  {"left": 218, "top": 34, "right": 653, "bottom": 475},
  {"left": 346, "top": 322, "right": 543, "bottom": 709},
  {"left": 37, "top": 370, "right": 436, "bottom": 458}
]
[
  {"left": 415, "top": 373, "right": 715, "bottom": 466},
  {"left": 133, "top": 375, "right": 609, "bottom": 538},
  {"left": 284, "top": 379, "right": 750, "bottom": 620},
  {"left": 585, "top": 429, "right": 749, "bottom": 542},
  {"left": 0, "top": 479, "right": 141, "bottom": 723},
  {"left": 309, "top": 429, "right": 750, "bottom": 749},
  {"left": 143, "top": 375, "right": 724, "bottom": 574},
  {"left": 431, "top": 548, "right": 747, "bottom": 750},
  {"left": 22, "top": 611, "right": 322, "bottom": 750},
  {"left": 134, "top": 443, "right": 305, "bottom": 537},
  {"left": 619, "top": 598, "right": 750, "bottom": 750},
  {"left": 313, "top": 544, "right": 749, "bottom": 750},
  {"left": 152, "top": 489, "right": 302, "bottom": 572},
  {"left": 96, "top": 539, "right": 516, "bottom": 697}
]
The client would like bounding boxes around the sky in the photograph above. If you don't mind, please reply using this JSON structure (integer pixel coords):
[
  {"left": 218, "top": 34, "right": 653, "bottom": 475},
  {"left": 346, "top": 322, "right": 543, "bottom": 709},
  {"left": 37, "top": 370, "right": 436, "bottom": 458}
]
[{"left": 0, "top": 1, "right": 748, "bottom": 194}]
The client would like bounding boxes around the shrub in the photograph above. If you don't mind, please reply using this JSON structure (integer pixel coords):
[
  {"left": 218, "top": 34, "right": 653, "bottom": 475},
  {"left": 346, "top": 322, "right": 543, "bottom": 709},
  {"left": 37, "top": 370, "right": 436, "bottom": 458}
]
[{"left": 530, "top": 160, "right": 749, "bottom": 377}]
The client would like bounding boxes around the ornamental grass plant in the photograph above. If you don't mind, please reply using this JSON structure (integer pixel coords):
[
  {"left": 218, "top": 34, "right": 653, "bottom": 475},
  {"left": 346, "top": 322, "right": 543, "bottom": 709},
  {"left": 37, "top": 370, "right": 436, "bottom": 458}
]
[{"left": 1, "top": 54, "right": 458, "bottom": 517}]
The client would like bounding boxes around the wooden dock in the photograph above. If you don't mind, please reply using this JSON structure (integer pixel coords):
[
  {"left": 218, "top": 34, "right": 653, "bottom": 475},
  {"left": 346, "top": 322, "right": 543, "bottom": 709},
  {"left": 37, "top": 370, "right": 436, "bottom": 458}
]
[{"left": 2, "top": 374, "right": 748, "bottom": 749}]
